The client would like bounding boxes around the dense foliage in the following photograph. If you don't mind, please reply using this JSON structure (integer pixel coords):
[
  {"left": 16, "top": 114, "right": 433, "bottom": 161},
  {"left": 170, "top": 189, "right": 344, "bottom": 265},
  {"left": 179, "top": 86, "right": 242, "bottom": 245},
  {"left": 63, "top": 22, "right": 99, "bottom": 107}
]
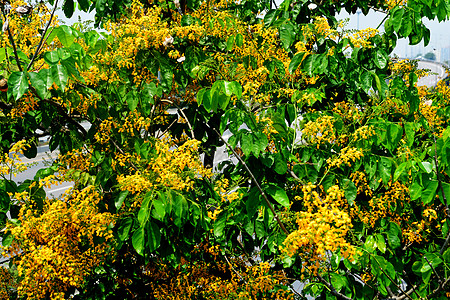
[{"left": 1, "top": 0, "right": 450, "bottom": 299}]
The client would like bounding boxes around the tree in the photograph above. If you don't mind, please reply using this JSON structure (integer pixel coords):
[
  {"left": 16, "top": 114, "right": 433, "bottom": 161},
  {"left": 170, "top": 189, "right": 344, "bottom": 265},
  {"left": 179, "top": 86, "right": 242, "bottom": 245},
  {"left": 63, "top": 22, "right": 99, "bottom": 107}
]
[
  {"left": 1, "top": 0, "right": 450, "bottom": 299},
  {"left": 424, "top": 52, "right": 437, "bottom": 60}
]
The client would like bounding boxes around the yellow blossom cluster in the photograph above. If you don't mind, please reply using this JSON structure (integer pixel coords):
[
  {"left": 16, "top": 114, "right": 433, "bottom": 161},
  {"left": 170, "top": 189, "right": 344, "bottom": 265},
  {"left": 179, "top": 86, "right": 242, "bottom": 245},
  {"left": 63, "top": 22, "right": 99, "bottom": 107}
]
[
  {"left": 282, "top": 184, "right": 355, "bottom": 275},
  {"left": 327, "top": 146, "right": 364, "bottom": 168},
  {"left": 351, "top": 181, "right": 410, "bottom": 227},
  {"left": 214, "top": 178, "right": 241, "bottom": 202},
  {"left": 302, "top": 115, "right": 336, "bottom": 146},
  {"left": 7, "top": 92, "right": 38, "bottom": 119},
  {"left": 58, "top": 148, "right": 94, "bottom": 173},
  {"left": 117, "top": 172, "right": 154, "bottom": 194},
  {"left": 0, "top": 266, "right": 17, "bottom": 299},
  {"left": 151, "top": 138, "right": 212, "bottom": 190},
  {"left": 332, "top": 101, "right": 362, "bottom": 123},
  {"left": 418, "top": 101, "right": 444, "bottom": 129},
  {"left": 1, "top": 0, "right": 59, "bottom": 71},
  {"left": 149, "top": 255, "right": 295, "bottom": 300},
  {"left": 0, "top": 140, "right": 29, "bottom": 178},
  {"left": 2, "top": 185, "right": 115, "bottom": 299},
  {"left": 350, "top": 171, "right": 373, "bottom": 197},
  {"left": 352, "top": 125, "right": 376, "bottom": 141},
  {"left": 346, "top": 28, "right": 379, "bottom": 48}
]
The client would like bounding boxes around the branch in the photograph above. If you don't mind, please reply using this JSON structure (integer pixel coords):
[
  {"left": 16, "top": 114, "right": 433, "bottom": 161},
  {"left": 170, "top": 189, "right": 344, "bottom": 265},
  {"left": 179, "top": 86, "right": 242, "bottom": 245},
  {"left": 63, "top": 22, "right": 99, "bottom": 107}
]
[
  {"left": 5, "top": 19, "right": 22, "bottom": 71},
  {"left": 427, "top": 276, "right": 450, "bottom": 299},
  {"left": 212, "top": 127, "right": 290, "bottom": 235},
  {"left": 27, "top": 0, "right": 59, "bottom": 71},
  {"left": 313, "top": 270, "right": 353, "bottom": 300},
  {"left": 110, "top": 138, "right": 139, "bottom": 171},
  {"left": 40, "top": 97, "right": 87, "bottom": 138}
]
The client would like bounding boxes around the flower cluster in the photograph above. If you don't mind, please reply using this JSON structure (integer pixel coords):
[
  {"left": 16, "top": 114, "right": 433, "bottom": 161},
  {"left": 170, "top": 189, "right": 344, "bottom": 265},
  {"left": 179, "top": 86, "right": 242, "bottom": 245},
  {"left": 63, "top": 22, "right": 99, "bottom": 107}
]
[
  {"left": 302, "top": 115, "right": 336, "bottom": 147},
  {"left": 282, "top": 184, "right": 355, "bottom": 275},
  {"left": 2, "top": 186, "right": 115, "bottom": 299}
]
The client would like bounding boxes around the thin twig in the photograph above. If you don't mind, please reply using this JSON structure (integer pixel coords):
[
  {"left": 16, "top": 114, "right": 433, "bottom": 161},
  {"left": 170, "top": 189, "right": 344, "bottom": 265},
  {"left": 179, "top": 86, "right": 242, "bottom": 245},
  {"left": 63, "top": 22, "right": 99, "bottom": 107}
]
[
  {"left": 5, "top": 22, "right": 22, "bottom": 71},
  {"left": 27, "top": 0, "right": 59, "bottom": 71},
  {"left": 423, "top": 256, "right": 442, "bottom": 284},
  {"left": 212, "top": 127, "right": 290, "bottom": 235},
  {"left": 223, "top": 253, "right": 247, "bottom": 284},
  {"left": 427, "top": 276, "right": 450, "bottom": 299},
  {"left": 110, "top": 138, "right": 139, "bottom": 171},
  {"left": 369, "top": 254, "right": 413, "bottom": 300},
  {"left": 177, "top": 107, "right": 195, "bottom": 139}
]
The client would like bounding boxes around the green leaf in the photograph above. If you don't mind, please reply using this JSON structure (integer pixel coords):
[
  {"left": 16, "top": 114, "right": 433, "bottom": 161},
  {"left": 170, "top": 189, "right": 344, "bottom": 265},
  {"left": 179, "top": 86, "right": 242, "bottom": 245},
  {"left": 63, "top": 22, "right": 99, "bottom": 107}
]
[
  {"left": 226, "top": 35, "right": 234, "bottom": 51},
  {"left": 77, "top": 0, "right": 90, "bottom": 11},
  {"left": 214, "top": 212, "right": 227, "bottom": 237},
  {"left": 391, "top": 7, "right": 404, "bottom": 32},
  {"left": 375, "top": 234, "right": 386, "bottom": 253},
  {"left": 378, "top": 157, "right": 392, "bottom": 185},
  {"left": 132, "top": 227, "right": 145, "bottom": 256},
  {"left": 146, "top": 221, "right": 161, "bottom": 252},
  {"left": 393, "top": 162, "right": 407, "bottom": 182},
  {"left": 264, "top": 9, "right": 277, "bottom": 27},
  {"left": 0, "top": 48, "right": 6, "bottom": 63},
  {"left": 387, "top": 222, "right": 401, "bottom": 249},
  {"left": 8, "top": 71, "right": 29, "bottom": 100},
  {"left": 420, "top": 162, "right": 433, "bottom": 173},
  {"left": 1, "top": 233, "right": 13, "bottom": 247},
  {"left": 374, "top": 50, "right": 388, "bottom": 69},
  {"left": 279, "top": 23, "right": 294, "bottom": 50},
  {"left": 289, "top": 52, "right": 306, "bottom": 74},
  {"left": 235, "top": 33, "right": 243, "bottom": 47},
  {"left": 138, "top": 192, "right": 152, "bottom": 225},
  {"left": 302, "top": 54, "right": 316, "bottom": 77},
  {"left": 240, "top": 131, "right": 252, "bottom": 157},
  {"left": 0, "top": 190, "right": 9, "bottom": 212},
  {"left": 62, "top": 0, "right": 75, "bottom": 18},
  {"left": 56, "top": 26, "right": 75, "bottom": 47},
  {"left": 422, "top": 180, "right": 438, "bottom": 205},
  {"left": 364, "top": 235, "right": 376, "bottom": 253},
  {"left": 115, "top": 190, "right": 129, "bottom": 210},
  {"left": 152, "top": 196, "right": 166, "bottom": 221},
  {"left": 117, "top": 217, "right": 133, "bottom": 242},
  {"left": 223, "top": 81, "right": 242, "bottom": 100},
  {"left": 126, "top": 90, "right": 138, "bottom": 111},
  {"left": 266, "top": 184, "right": 289, "bottom": 207},
  {"left": 329, "top": 273, "right": 346, "bottom": 292},
  {"left": 50, "top": 64, "right": 69, "bottom": 91},
  {"left": 273, "top": 153, "right": 287, "bottom": 175},
  {"left": 140, "top": 82, "right": 158, "bottom": 105},
  {"left": 410, "top": 182, "right": 422, "bottom": 201},
  {"left": 360, "top": 70, "right": 372, "bottom": 93},
  {"left": 28, "top": 72, "right": 48, "bottom": 99},
  {"left": 341, "top": 178, "right": 357, "bottom": 206},
  {"left": 246, "top": 187, "right": 261, "bottom": 217},
  {"left": 173, "top": 194, "right": 188, "bottom": 227}
]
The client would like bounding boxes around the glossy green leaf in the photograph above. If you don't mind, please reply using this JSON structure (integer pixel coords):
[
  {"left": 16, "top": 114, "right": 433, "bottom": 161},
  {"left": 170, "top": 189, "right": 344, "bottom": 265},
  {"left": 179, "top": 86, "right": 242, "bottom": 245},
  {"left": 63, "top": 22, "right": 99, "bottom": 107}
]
[
  {"left": 62, "top": 0, "right": 75, "bottom": 18},
  {"left": 115, "top": 190, "right": 129, "bottom": 210},
  {"left": 375, "top": 234, "right": 386, "bottom": 253},
  {"left": 146, "top": 221, "right": 161, "bottom": 252},
  {"left": 50, "top": 64, "right": 69, "bottom": 91},
  {"left": 57, "top": 25, "right": 75, "bottom": 47},
  {"left": 341, "top": 178, "right": 357, "bottom": 206},
  {"left": 28, "top": 72, "right": 48, "bottom": 99},
  {"left": 117, "top": 217, "right": 133, "bottom": 242},
  {"left": 132, "top": 227, "right": 145, "bottom": 256},
  {"left": 235, "top": 33, "right": 243, "bottom": 47},
  {"left": 289, "top": 52, "right": 306, "bottom": 74},
  {"left": 266, "top": 184, "right": 289, "bottom": 207},
  {"left": 422, "top": 180, "right": 438, "bottom": 205},
  {"left": 8, "top": 71, "right": 29, "bottom": 101}
]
